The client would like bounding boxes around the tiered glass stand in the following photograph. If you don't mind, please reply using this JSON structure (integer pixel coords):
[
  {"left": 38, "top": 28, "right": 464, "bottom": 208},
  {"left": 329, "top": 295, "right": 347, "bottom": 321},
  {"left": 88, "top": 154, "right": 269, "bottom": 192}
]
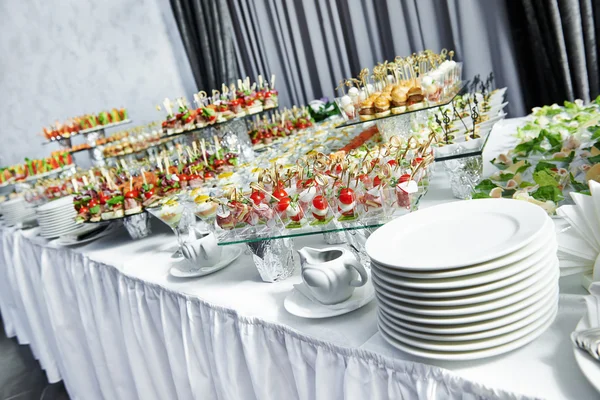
[
  {"left": 214, "top": 188, "right": 427, "bottom": 282},
  {"left": 43, "top": 119, "right": 132, "bottom": 167}
]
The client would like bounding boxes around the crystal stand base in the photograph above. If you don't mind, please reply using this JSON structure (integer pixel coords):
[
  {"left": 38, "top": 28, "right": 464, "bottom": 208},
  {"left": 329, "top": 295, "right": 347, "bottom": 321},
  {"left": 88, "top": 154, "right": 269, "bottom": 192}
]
[{"left": 247, "top": 238, "right": 295, "bottom": 282}]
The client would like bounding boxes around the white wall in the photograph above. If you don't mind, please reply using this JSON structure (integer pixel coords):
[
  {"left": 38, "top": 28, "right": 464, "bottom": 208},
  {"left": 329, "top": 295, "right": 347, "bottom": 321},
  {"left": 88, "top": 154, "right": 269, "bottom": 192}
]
[{"left": 0, "top": 0, "right": 196, "bottom": 165}]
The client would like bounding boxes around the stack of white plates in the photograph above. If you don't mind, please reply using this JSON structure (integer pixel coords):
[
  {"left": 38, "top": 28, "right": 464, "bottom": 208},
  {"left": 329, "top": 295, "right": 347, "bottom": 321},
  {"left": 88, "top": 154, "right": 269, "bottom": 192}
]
[
  {"left": 365, "top": 199, "right": 558, "bottom": 361},
  {"left": 0, "top": 197, "right": 35, "bottom": 226},
  {"left": 36, "top": 196, "right": 79, "bottom": 238}
]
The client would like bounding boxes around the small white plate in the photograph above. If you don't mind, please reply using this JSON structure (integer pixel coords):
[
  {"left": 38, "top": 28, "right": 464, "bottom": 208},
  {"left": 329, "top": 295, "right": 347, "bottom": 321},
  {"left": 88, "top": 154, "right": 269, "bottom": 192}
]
[
  {"left": 375, "top": 265, "right": 558, "bottom": 317},
  {"left": 169, "top": 247, "right": 242, "bottom": 278},
  {"left": 284, "top": 279, "right": 374, "bottom": 319},
  {"left": 374, "top": 220, "right": 554, "bottom": 279},
  {"left": 371, "top": 256, "right": 556, "bottom": 299},
  {"left": 366, "top": 199, "right": 548, "bottom": 270},
  {"left": 378, "top": 290, "right": 558, "bottom": 335},
  {"left": 376, "top": 278, "right": 557, "bottom": 325},
  {"left": 54, "top": 224, "right": 115, "bottom": 246},
  {"left": 378, "top": 305, "right": 556, "bottom": 360},
  {"left": 573, "top": 317, "right": 600, "bottom": 394},
  {"left": 371, "top": 243, "right": 556, "bottom": 290}
]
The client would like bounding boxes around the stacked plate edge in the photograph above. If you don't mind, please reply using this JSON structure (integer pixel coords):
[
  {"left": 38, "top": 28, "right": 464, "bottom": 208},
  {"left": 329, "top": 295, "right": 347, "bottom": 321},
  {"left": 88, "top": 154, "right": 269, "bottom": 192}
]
[
  {"left": 365, "top": 198, "right": 558, "bottom": 361},
  {"left": 0, "top": 197, "right": 35, "bottom": 226},
  {"left": 36, "top": 196, "right": 79, "bottom": 238}
]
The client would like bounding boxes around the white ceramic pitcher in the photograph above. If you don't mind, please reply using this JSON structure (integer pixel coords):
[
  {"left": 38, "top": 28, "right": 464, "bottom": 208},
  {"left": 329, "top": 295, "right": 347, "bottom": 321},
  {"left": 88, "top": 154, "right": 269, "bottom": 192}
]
[{"left": 298, "top": 247, "right": 368, "bottom": 305}]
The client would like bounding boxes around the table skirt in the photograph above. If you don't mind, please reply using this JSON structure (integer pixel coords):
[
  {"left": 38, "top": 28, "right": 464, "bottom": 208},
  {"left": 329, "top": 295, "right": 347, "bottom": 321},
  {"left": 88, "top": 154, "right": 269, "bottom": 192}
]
[{"left": 0, "top": 226, "right": 536, "bottom": 400}]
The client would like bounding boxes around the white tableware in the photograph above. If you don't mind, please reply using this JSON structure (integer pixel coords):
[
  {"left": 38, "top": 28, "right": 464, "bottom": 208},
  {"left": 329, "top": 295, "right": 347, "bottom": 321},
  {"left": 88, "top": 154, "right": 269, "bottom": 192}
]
[
  {"left": 366, "top": 199, "right": 548, "bottom": 270},
  {"left": 379, "top": 289, "right": 557, "bottom": 336},
  {"left": 55, "top": 224, "right": 115, "bottom": 246},
  {"left": 376, "top": 278, "right": 556, "bottom": 325},
  {"left": 284, "top": 277, "right": 374, "bottom": 319},
  {"left": 373, "top": 219, "right": 553, "bottom": 279},
  {"left": 573, "top": 317, "right": 600, "bottom": 394},
  {"left": 298, "top": 247, "right": 368, "bottom": 305},
  {"left": 371, "top": 256, "right": 555, "bottom": 299},
  {"left": 169, "top": 246, "right": 241, "bottom": 278},
  {"left": 380, "top": 297, "right": 557, "bottom": 342},
  {"left": 37, "top": 196, "right": 73, "bottom": 212},
  {"left": 378, "top": 305, "right": 556, "bottom": 360},
  {"left": 373, "top": 261, "right": 555, "bottom": 308},
  {"left": 374, "top": 265, "right": 558, "bottom": 317},
  {"left": 371, "top": 243, "right": 555, "bottom": 290},
  {"left": 181, "top": 232, "right": 222, "bottom": 268}
]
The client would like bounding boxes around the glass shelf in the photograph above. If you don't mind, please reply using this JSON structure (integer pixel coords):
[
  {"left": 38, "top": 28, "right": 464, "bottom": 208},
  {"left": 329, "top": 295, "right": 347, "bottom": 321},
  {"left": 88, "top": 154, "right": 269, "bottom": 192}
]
[
  {"left": 215, "top": 188, "right": 428, "bottom": 246},
  {"left": 42, "top": 119, "right": 132, "bottom": 145},
  {"left": 335, "top": 82, "right": 467, "bottom": 129},
  {"left": 216, "top": 218, "right": 387, "bottom": 245},
  {"left": 160, "top": 107, "right": 278, "bottom": 139}
]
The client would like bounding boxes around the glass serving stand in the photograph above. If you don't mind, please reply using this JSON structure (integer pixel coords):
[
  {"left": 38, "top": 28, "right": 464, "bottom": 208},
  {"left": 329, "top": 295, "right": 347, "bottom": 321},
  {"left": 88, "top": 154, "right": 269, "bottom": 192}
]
[
  {"left": 213, "top": 186, "right": 428, "bottom": 283},
  {"left": 43, "top": 119, "right": 132, "bottom": 167}
]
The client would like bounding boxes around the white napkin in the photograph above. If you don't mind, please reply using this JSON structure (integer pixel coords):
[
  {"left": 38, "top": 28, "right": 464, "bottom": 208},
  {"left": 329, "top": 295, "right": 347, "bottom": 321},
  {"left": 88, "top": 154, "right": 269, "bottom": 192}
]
[
  {"left": 293, "top": 281, "right": 374, "bottom": 311},
  {"left": 572, "top": 282, "right": 600, "bottom": 359}
]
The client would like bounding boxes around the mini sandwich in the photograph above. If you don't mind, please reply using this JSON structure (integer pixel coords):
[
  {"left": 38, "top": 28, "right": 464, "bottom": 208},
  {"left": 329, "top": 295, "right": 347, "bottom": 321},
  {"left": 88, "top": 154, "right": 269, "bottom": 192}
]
[
  {"left": 359, "top": 98, "right": 376, "bottom": 121},
  {"left": 407, "top": 87, "right": 425, "bottom": 110},
  {"left": 391, "top": 87, "right": 407, "bottom": 114},
  {"left": 124, "top": 189, "right": 143, "bottom": 215},
  {"left": 101, "top": 191, "right": 124, "bottom": 219},
  {"left": 374, "top": 96, "right": 391, "bottom": 118}
]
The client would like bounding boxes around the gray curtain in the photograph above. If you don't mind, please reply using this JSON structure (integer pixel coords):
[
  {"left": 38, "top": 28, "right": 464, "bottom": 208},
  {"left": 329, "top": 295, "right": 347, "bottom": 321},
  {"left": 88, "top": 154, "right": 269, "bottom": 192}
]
[
  {"left": 508, "top": 0, "right": 599, "bottom": 109},
  {"left": 227, "top": 0, "right": 525, "bottom": 116},
  {"left": 169, "top": 0, "right": 238, "bottom": 91}
]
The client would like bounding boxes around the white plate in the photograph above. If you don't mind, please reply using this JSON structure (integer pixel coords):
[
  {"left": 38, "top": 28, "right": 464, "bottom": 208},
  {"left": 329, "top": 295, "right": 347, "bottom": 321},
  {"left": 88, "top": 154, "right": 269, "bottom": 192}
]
[
  {"left": 378, "top": 289, "right": 558, "bottom": 335},
  {"left": 375, "top": 264, "right": 558, "bottom": 317},
  {"left": 37, "top": 196, "right": 74, "bottom": 212},
  {"left": 41, "top": 225, "right": 80, "bottom": 238},
  {"left": 371, "top": 242, "right": 556, "bottom": 290},
  {"left": 376, "top": 277, "right": 557, "bottom": 325},
  {"left": 371, "top": 255, "right": 556, "bottom": 299},
  {"left": 573, "top": 317, "right": 600, "bottom": 394},
  {"left": 378, "top": 305, "right": 556, "bottom": 360},
  {"left": 373, "top": 220, "right": 554, "bottom": 279},
  {"left": 372, "top": 260, "right": 557, "bottom": 307},
  {"left": 366, "top": 199, "right": 548, "bottom": 270},
  {"left": 54, "top": 224, "right": 115, "bottom": 246},
  {"left": 37, "top": 209, "right": 75, "bottom": 218},
  {"left": 378, "top": 303, "right": 557, "bottom": 352},
  {"left": 380, "top": 297, "right": 557, "bottom": 342},
  {"left": 38, "top": 214, "right": 77, "bottom": 225},
  {"left": 169, "top": 247, "right": 242, "bottom": 278},
  {"left": 284, "top": 279, "right": 375, "bottom": 319},
  {"left": 40, "top": 221, "right": 79, "bottom": 232}
]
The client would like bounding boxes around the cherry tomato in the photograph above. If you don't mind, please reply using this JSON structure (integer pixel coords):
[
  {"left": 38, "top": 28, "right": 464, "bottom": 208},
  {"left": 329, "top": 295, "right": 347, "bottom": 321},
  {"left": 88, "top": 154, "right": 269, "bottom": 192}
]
[
  {"left": 276, "top": 196, "right": 291, "bottom": 212},
  {"left": 79, "top": 206, "right": 89, "bottom": 215},
  {"left": 125, "top": 190, "right": 139, "bottom": 199},
  {"left": 250, "top": 190, "right": 265, "bottom": 205},
  {"left": 312, "top": 195, "right": 328, "bottom": 210},
  {"left": 88, "top": 199, "right": 98, "bottom": 208},
  {"left": 272, "top": 187, "right": 288, "bottom": 200},
  {"left": 143, "top": 189, "right": 155, "bottom": 199},
  {"left": 338, "top": 188, "right": 355, "bottom": 204}
]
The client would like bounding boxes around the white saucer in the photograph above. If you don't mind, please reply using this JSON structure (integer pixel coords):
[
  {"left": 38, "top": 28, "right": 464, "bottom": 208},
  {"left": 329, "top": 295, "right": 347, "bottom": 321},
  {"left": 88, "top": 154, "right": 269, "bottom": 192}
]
[
  {"left": 573, "top": 317, "right": 600, "bottom": 394},
  {"left": 284, "top": 279, "right": 375, "bottom": 319},
  {"left": 169, "top": 246, "right": 242, "bottom": 278}
]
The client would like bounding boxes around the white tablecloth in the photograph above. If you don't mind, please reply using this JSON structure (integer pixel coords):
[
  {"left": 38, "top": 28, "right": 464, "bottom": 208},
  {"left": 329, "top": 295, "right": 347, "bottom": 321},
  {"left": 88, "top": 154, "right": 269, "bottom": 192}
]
[{"left": 0, "top": 119, "right": 597, "bottom": 400}]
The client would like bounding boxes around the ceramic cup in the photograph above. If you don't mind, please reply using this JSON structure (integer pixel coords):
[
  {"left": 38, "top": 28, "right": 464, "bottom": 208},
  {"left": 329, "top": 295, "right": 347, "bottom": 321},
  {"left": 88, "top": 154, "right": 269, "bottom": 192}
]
[{"left": 180, "top": 232, "right": 222, "bottom": 270}]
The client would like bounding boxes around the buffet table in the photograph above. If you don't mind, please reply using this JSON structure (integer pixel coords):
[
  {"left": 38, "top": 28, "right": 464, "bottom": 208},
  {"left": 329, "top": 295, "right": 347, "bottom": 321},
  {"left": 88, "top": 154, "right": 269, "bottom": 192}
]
[{"left": 0, "top": 118, "right": 596, "bottom": 400}]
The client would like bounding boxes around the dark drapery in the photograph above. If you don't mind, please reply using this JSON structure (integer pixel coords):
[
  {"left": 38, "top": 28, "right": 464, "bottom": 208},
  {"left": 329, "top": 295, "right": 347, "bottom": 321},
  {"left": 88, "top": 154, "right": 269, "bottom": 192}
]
[
  {"left": 169, "top": 0, "right": 238, "bottom": 91},
  {"left": 226, "top": 0, "right": 525, "bottom": 116},
  {"left": 170, "top": 0, "right": 525, "bottom": 115},
  {"left": 507, "top": 0, "right": 600, "bottom": 110}
]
